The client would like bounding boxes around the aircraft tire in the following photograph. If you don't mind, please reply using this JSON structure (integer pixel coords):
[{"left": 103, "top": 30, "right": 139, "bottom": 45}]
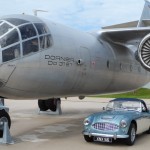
[
  {"left": 38, "top": 100, "right": 49, "bottom": 111},
  {"left": 45, "top": 99, "right": 56, "bottom": 112},
  {"left": 0, "top": 110, "right": 11, "bottom": 137},
  {"left": 45, "top": 98, "right": 61, "bottom": 112}
]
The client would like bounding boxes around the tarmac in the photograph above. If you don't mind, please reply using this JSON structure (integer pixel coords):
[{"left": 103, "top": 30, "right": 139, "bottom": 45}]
[{"left": 0, "top": 97, "right": 150, "bottom": 150}]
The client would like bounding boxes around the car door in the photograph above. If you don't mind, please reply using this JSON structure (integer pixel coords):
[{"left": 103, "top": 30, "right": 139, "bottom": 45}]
[{"left": 136, "top": 103, "right": 150, "bottom": 134}]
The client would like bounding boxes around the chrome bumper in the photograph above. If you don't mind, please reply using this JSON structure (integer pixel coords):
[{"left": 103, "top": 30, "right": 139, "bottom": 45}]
[{"left": 83, "top": 131, "right": 129, "bottom": 139}]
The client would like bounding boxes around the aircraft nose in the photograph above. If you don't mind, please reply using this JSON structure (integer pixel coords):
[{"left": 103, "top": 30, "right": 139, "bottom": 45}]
[{"left": 0, "top": 22, "right": 19, "bottom": 83}]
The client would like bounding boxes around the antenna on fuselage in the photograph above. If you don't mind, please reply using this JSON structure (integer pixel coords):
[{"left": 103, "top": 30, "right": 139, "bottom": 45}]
[{"left": 33, "top": 10, "right": 48, "bottom": 16}]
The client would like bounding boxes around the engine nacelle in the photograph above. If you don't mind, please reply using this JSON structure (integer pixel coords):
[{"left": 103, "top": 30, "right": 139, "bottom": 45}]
[{"left": 138, "top": 34, "right": 150, "bottom": 70}]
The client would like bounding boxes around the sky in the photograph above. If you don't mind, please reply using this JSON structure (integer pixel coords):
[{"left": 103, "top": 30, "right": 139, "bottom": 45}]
[{"left": 0, "top": 0, "right": 145, "bottom": 31}]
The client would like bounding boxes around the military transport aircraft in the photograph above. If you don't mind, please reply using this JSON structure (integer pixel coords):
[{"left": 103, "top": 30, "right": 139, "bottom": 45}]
[{"left": 0, "top": 0, "right": 150, "bottom": 137}]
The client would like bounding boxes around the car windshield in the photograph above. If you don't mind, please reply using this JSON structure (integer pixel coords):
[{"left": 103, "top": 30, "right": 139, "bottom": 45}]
[{"left": 106, "top": 101, "right": 141, "bottom": 112}]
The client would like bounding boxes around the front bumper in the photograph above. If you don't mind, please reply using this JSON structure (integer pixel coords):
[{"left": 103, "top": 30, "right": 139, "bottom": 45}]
[{"left": 83, "top": 131, "right": 129, "bottom": 140}]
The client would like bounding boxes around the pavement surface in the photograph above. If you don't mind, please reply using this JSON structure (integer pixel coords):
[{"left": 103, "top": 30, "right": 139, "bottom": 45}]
[{"left": 0, "top": 97, "right": 150, "bottom": 150}]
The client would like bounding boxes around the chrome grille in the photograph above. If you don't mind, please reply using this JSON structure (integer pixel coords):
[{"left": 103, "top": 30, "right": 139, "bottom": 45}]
[{"left": 92, "top": 122, "right": 119, "bottom": 131}]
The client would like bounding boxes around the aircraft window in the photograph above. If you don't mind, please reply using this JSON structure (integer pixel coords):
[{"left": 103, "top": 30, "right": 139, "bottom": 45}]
[
  {"left": 2, "top": 44, "right": 20, "bottom": 62},
  {"left": 130, "top": 65, "right": 133, "bottom": 71},
  {"left": 4, "top": 18, "right": 29, "bottom": 26},
  {"left": 120, "top": 63, "right": 122, "bottom": 70},
  {"left": 0, "top": 23, "right": 12, "bottom": 36},
  {"left": 107, "top": 60, "right": 110, "bottom": 69},
  {"left": 0, "top": 29, "right": 19, "bottom": 48},
  {"left": 23, "top": 38, "right": 39, "bottom": 55},
  {"left": 19, "top": 24, "right": 36, "bottom": 40},
  {"left": 34, "top": 23, "right": 49, "bottom": 35},
  {"left": 40, "top": 35, "right": 52, "bottom": 49}
]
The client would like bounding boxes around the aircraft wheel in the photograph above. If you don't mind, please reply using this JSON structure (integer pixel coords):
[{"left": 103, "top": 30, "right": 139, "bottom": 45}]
[
  {"left": 38, "top": 100, "right": 49, "bottom": 111},
  {"left": 45, "top": 98, "right": 61, "bottom": 112},
  {"left": 0, "top": 110, "right": 11, "bottom": 137}
]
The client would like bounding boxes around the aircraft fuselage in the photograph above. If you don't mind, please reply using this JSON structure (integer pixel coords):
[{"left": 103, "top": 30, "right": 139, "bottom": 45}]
[{"left": 0, "top": 15, "right": 149, "bottom": 99}]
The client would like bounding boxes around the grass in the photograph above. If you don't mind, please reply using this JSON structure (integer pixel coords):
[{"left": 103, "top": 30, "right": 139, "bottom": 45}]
[{"left": 92, "top": 88, "right": 150, "bottom": 99}]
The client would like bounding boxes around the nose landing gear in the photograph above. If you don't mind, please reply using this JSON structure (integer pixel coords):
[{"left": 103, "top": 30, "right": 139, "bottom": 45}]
[{"left": 38, "top": 98, "right": 62, "bottom": 115}]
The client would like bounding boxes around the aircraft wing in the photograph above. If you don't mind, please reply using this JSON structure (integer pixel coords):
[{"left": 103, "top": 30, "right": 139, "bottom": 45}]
[
  {"left": 99, "top": 27, "right": 150, "bottom": 46},
  {"left": 98, "top": 27, "right": 150, "bottom": 71}
]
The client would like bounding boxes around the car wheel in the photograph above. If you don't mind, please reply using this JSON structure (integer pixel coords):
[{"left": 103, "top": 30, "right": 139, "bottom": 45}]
[
  {"left": 84, "top": 135, "right": 93, "bottom": 142},
  {"left": 146, "top": 127, "right": 150, "bottom": 134},
  {"left": 126, "top": 123, "right": 136, "bottom": 146}
]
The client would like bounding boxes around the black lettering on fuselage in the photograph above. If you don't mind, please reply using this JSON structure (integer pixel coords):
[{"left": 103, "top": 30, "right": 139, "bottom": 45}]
[{"left": 45, "top": 55, "right": 75, "bottom": 67}]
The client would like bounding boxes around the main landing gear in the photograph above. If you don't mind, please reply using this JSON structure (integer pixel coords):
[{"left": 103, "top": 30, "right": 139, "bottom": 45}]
[
  {"left": 0, "top": 98, "right": 14, "bottom": 144},
  {"left": 38, "top": 98, "right": 62, "bottom": 115}
]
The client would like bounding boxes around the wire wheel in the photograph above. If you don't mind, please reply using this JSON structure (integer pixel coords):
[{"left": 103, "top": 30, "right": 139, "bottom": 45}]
[{"left": 126, "top": 123, "right": 136, "bottom": 146}]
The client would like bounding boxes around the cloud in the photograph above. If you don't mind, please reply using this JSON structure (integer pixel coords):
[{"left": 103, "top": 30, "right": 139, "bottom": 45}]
[{"left": 0, "top": 0, "right": 146, "bottom": 31}]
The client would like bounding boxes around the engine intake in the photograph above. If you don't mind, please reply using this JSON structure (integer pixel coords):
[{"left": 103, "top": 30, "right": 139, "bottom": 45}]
[{"left": 138, "top": 34, "right": 150, "bottom": 70}]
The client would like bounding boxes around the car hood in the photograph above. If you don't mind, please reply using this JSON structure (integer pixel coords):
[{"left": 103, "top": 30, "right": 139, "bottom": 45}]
[{"left": 91, "top": 110, "right": 140, "bottom": 124}]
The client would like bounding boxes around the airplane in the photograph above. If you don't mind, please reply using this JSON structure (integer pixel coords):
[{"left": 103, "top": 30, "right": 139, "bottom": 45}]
[{"left": 0, "top": 0, "right": 150, "bottom": 138}]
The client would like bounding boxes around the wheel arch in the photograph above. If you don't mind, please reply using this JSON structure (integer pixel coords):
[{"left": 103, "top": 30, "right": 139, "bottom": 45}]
[{"left": 130, "top": 120, "right": 137, "bottom": 132}]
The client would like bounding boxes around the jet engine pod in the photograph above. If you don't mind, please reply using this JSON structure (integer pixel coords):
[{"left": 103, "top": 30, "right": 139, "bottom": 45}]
[{"left": 138, "top": 34, "right": 150, "bottom": 70}]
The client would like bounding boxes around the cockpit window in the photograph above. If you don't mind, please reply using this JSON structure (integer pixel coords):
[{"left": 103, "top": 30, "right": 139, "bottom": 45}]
[
  {"left": 4, "top": 18, "right": 29, "bottom": 26},
  {"left": 0, "top": 29, "right": 19, "bottom": 48},
  {"left": 0, "top": 18, "right": 53, "bottom": 63},
  {"left": 40, "top": 34, "right": 52, "bottom": 49},
  {"left": 0, "top": 23, "right": 12, "bottom": 36},
  {"left": 2, "top": 44, "right": 20, "bottom": 62},
  {"left": 34, "top": 23, "right": 49, "bottom": 35},
  {"left": 23, "top": 38, "right": 39, "bottom": 55},
  {"left": 19, "top": 24, "right": 36, "bottom": 40}
]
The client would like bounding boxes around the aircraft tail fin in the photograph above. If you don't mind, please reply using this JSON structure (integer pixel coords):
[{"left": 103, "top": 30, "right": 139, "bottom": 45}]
[{"left": 138, "top": 0, "right": 150, "bottom": 27}]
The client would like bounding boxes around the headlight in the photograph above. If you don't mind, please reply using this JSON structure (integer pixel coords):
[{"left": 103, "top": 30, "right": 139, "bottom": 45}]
[
  {"left": 84, "top": 118, "right": 91, "bottom": 126},
  {"left": 120, "top": 120, "right": 127, "bottom": 128}
]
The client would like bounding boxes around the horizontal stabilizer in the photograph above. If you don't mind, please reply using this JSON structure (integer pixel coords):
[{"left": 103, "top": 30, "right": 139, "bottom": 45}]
[{"left": 102, "top": 21, "right": 138, "bottom": 29}]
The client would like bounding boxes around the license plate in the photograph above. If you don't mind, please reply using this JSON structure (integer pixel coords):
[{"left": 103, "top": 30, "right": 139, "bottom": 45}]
[{"left": 94, "top": 137, "right": 112, "bottom": 143}]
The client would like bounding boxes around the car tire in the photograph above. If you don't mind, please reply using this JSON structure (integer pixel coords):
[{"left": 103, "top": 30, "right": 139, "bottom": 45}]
[
  {"left": 146, "top": 127, "right": 150, "bottom": 134},
  {"left": 84, "top": 135, "right": 93, "bottom": 142},
  {"left": 126, "top": 123, "right": 136, "bottom": 146}
]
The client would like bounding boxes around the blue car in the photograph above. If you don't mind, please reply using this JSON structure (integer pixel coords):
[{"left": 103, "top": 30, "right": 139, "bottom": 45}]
[{"left": 83, "top": 98, "right": 150, "bottom": 146}]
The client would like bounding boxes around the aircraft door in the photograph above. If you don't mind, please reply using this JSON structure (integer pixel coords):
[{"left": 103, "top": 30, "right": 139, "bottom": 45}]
[{"left": 72, "top": 46, "right": 91, "bottom": 91}]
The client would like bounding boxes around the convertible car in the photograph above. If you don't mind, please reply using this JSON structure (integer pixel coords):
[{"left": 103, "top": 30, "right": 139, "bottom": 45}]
[{"left": 83, "top": 98, "right": 150, "bottom": 146}]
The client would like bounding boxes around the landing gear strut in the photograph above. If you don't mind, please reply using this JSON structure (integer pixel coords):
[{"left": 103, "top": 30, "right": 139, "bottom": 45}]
[{"left": 38, "top": 98, "right": 62, "bottom": 115}]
